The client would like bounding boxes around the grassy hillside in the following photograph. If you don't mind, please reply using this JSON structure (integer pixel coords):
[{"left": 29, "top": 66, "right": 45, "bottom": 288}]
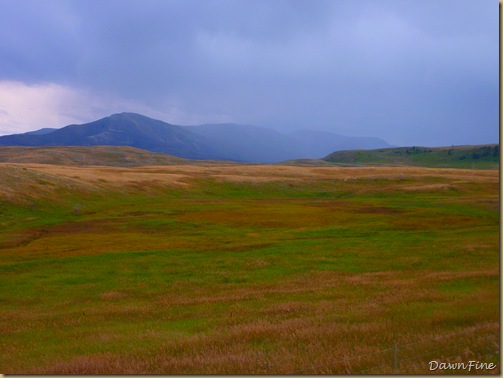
[
  {"left": 0, "top": 146, "right": 191, "bottom": 166},
  {"left": 324, "top": 144, "right": 499, "bottom": 169},
  {"left": 0, "top": 163, "right": 499, "bottom": 374}
]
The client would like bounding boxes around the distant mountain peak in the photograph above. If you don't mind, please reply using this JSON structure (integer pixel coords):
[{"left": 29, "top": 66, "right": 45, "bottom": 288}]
[
  {"left": 0, "top": 112, "right": 392, "bottom": 162},
  {"left": 106, "top": 112, "right": 148, "bottom": 122},
  {"left": 110, "top": 112, "right": 143, "bottom": 118}
]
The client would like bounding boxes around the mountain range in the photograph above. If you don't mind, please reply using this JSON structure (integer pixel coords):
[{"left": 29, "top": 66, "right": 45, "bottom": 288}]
[{"left": 0, "top": 112, "right": 391, "bottom": 163}]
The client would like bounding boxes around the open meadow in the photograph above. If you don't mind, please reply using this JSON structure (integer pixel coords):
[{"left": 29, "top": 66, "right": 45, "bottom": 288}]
[{"left": 0, "top": 162, "right": 499, "bottom": 374}]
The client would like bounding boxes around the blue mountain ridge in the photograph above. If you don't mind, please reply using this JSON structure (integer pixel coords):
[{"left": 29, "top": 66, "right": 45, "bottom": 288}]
[{"left": 0, "top": 112, "right": 391, "bottom": 163}]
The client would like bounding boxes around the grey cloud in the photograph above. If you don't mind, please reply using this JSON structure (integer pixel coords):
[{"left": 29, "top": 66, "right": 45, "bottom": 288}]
[
  {"left": 0, "top": 1, "right": 82, "bottom": 81},
  {"left": 0, "top": 0, "right": 498, "bottom": 146}
]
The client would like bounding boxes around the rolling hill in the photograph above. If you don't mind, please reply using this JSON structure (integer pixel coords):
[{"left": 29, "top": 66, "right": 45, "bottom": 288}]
[
  {"left": 323, "top": 145, "right": 499, "bottom": 169},
  {"left": 0, "top": 146, "right": 195, "bottom": 166},
  {"left": 0, "top": 112, "right": 391, "bottom": 162}
]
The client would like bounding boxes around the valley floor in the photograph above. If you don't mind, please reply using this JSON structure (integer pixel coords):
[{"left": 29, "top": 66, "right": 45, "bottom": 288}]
[{"left": 0, "top": 163, "right": 499, "bottom": 373}]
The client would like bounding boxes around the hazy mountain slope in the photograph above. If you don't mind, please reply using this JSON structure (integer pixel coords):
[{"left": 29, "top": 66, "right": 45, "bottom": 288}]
[
  {"left": 187, "top": 125, "right": 391, "bottom": 162},
  {"left": 186, "top": 123, "right": 301, "bottom": 162},
  {"left": 288, "top": 130, "right": 392, "bottom": 157}
]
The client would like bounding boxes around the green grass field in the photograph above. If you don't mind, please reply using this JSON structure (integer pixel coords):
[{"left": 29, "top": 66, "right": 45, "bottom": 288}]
[
  {"left": 0, "top": 163, "right": 499, "bottom": 374},
  {"left": 324, "top": 145, "right": 499, "bottom": 170}
]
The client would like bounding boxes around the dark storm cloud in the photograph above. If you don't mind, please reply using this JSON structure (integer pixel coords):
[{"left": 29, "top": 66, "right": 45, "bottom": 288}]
[
  {"left": 0, "top": 1, "right": 81, "bottom": 81},
  {"left": 0, "top": 0, "right": 498, "bottom": 145}
]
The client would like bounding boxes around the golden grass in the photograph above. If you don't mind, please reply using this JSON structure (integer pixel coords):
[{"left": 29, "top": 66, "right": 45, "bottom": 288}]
[
  {"left": 0, "top": 146, "right": 189, "bottom": 166},
  {"left": 0, "top": 162, "right": 498, "bottom": 205},
  {"left": 2, "top": 162, "right": 499, "bottom": 184}
]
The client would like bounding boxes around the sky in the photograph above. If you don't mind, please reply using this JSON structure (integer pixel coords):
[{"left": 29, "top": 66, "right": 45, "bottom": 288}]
[{"left": 0, "top": 0, "right": 498, "bottom": 146}]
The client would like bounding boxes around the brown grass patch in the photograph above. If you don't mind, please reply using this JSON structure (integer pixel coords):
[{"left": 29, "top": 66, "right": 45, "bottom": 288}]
[
  {"left": 402, "top": 183, "right": 456, "bottom": 191},
  {"left": 419, "top": 269, "right": 498, "bottom": 283},
  {"left": 353, "top": 205, "right": 405, "bottom": 214},
  {"left": 0, "top": 229, "right": 48, "bottom": 249},
  {"left": 99, "top": 291, "right": 128, "bottom": 300}
]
